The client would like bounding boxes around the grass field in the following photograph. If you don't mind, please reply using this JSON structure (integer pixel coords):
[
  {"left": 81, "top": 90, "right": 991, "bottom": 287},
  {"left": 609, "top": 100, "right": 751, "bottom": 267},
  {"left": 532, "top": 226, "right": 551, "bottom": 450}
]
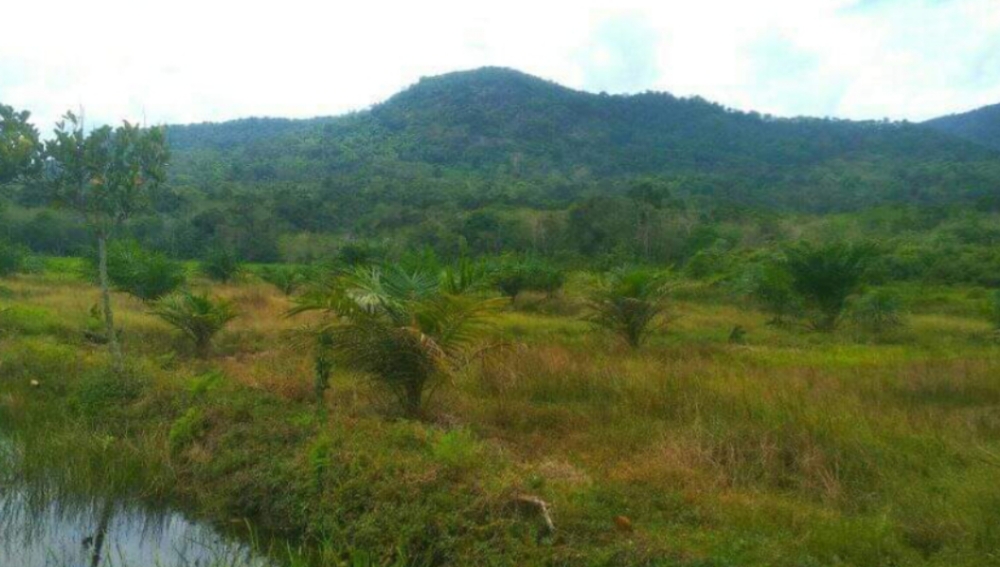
[{"left": 1, "top": 260, "right": 999, "bottom": 566}]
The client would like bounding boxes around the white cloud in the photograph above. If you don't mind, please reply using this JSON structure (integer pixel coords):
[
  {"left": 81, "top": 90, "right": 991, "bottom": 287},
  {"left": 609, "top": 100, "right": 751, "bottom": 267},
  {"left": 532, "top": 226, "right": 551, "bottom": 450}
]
[{"left": 1, "top": 0, "right": 998, "bottom": 134}]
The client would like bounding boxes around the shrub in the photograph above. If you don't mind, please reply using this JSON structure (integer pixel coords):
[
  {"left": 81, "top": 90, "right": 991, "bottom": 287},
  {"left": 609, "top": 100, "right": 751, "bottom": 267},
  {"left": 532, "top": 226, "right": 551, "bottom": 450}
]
[
  {"left": 587, "top": 268, "right": 670, "bottom": 348},
  {"left": 101, "top": 239, "right": 186, "bottom": 301},
  {"left": 738, "top": 258, "right": 802, "bottom": 325},
  {"left": 785, "top": 242, "right": 876, "bottom": 331},
  {"left": 991, "top": 290, "right": 1000, "bottom": 330},
  {"left": 528, "top": 264, "right": 566, "bottom": 297},
  {"left": 73, "top": 368, "right": 147, "bottom": 424},
  {"left": 0, "top": 240, "right": 29, "bottom": 277},
  {"left": 169, "top": 407, "right": 206, "bottom": 454},
  {"left": 494, "top": 259, "right": 565, "bottom": 303},
  {"left": 152, "top": 292, "right": 239, "bottom": 357},
  {"left": 201, "top": 247, "right": 243, "bottom": 283},
  {"left": 849, "top": 290, "right": 906, "bottom": 334},
  {"left": 431, "top": 428, "right": 483, "bottom": 471},
  {"left": 338, "top": 240, "right": 387, "bottom": 266},
  {"left": 494, "top": 264, "right": 528, "bottom": 303},
  {"left": 258, "top": 265, "right": 306, "bottom": 295}
]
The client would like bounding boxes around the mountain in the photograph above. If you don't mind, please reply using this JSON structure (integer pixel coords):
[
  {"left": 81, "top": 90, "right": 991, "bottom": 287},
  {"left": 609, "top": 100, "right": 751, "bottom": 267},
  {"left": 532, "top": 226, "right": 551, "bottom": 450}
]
[
  {"left": 925, "top": 103, "right": 1000, "bottom": 150},
  {"left": 165, "top": 67, "right": 1000, "bottom": 212}
]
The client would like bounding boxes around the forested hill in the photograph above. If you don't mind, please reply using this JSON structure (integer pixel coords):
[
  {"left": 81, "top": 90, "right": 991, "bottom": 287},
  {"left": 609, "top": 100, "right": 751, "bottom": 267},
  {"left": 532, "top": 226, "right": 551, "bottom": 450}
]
[
  {"left": 165, "top": 67, "right": 1000, "bottom": 212},
  {"left": 924, "top": 103, "right": 1000, "bottom": 151}
]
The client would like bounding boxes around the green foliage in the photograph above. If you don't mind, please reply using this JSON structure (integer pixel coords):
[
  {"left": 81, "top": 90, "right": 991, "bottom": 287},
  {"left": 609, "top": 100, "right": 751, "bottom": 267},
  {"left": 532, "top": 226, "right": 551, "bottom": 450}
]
[
  {"left": 44, "top": 112, "right": 168, "bottom": 234},
  {"left": 187, "top": 370, "right": 225, "bottom": 397},
  {"left": 587, "top": 268, "right": 670, "bottom": 348},
  {"left": 737, "top": 256, "right": 802, "bottom": 325},
  {"left": 990, "top": 290, "right": 1000, "bottom": 330},
  {"left": 290, "top": 266, "right": 496, "bottom": 416},
  {"left": 169, "top": 407, "right": 206, "bottom": 454},
  {"left": 201, "top": 246, "right": 243, "bottom": 283},
  {"left": 785, "top": 242, "right": 876, "bottom": 331},
  {"left": 152, "top": 292, "right": 238, "bottom": 357},
  {"left": 430, "top": 428, "right": 483, "bottom": 471},
  {"left": 313, "top": 328, "right": 335, "bottom": 403},
  {"left": 307, "top": 434, "right": 333, "bottom": 484},
  {"left": 99, "top": 239, "right": 186, "bottom": 301},
  {"left": 0, "top": 104, "right": 41, "bottom": 185},
  {"left": 0, "top": 304, "right": 70, "bottom": 337},
  {"left": 258, "top": 265, "right": 306, "bottom": 295},
  {"left": 0, "top": 240, "right": 30, "bottom": 277},
  {"left": 338, "top": 241, "right": 387, "bottom": 266},
  {"left": 73, "top": 369, "right": 146, "bottom": 422},
  {"left": 849, "top": 290, "right": 906, "bottom": 334},
  {"left": 441, "top": 256, "right": 493, "bottom": 295},
  {"left": 494, "top": 259, "right": 565, "bottom": 303}
]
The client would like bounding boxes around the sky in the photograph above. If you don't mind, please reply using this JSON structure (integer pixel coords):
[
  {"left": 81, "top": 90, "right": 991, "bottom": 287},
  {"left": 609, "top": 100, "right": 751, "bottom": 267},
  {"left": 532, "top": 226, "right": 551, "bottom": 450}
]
[{"left": 2, "top": 0, "right": 999, "bottom": 134}]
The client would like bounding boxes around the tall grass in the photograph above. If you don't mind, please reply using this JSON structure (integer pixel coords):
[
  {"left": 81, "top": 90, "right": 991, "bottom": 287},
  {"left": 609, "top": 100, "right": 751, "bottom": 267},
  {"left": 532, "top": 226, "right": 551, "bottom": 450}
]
[{"left": 2, "top": 264, "right": 999, "bottom": 566}]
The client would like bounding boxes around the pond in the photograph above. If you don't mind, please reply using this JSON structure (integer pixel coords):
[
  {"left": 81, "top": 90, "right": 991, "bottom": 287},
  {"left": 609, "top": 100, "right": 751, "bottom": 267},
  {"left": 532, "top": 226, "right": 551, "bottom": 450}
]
[
  {"left": 0, "top": 490, "right": 276, "bottom": 567},
  {"left": 0, "top": 437, "right": 276, "bottom": 567}
]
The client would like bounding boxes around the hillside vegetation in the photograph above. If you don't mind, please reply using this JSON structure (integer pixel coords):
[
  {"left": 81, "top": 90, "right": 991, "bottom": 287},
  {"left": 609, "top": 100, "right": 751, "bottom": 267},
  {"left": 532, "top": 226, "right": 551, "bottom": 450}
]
[{"left": 925, "top": 102, "right": 1000, "bottom": 150}]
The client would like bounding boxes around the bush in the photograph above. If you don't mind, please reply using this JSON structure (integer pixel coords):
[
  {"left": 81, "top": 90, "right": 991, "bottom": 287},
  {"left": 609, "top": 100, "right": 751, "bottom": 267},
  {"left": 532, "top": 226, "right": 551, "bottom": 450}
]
[
  {"left": 338, "top": 240, "right": 387, "bottom": 267},
  {"left": 0, "top": 240, "right": 29, "bottom": 277},
  {"left": 737, "top": 257, "right": 802, "bottom": 325},
  {"left": 991, "top": 290, "right": 1000, "bottom": 330},
  {"left": 257, "top": 265, "right": 306, "bottom": 295},
  {"left": 152, "top": 292, "right": 239, "bottom": 357},
  {"left": 494, "top": 264, "right": 529, "bottom": 303},
  {"left": 169, "top": 407, "right": 207, "bottom": 454},
  {"left": 201, "top": 247, "right": 243, "bottom": 283},
  {"left": 101, "top": 239, "right": 186, "bottom": 301},
  {"left": 494, "top": 259, "right": 565, "bottom": 303},
  {"left": 849, "top": 290, "right": 906, "bottom": 334},
  {"left": 73, "top": 368, "right": 147, "bottom": 424},
  {"left": 431, "top": 428, "right": 483, "bottom": 472}
]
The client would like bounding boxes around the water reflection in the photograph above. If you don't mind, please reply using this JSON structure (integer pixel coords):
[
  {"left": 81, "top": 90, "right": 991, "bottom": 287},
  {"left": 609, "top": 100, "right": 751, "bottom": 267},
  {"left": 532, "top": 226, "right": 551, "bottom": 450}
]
[{"left": 0, "top": 489, "right": 274, "bottom": 567}]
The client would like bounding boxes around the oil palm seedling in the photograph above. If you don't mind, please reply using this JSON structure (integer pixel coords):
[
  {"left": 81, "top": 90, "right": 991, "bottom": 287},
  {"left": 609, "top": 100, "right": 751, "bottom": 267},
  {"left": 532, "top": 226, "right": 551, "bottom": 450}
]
[
  {"left": 784, "top": 241, "right": 875, "bottom": 331},
  {"left": 152, "top": 291, "right": 239, "bottom": 357},
  {"left": 100, "top": 239, "right": 186, "bottom": 302},
  {"left": 849, "top": 289, "right": 906, "bottom": 334},
  {"left": 289, "top": 264, "right": 497, "bottom": 417},
  {"left": 441, "top": 256, "right": 493, "bottom": 295},
  {"left": 587, "top": 268, "right": 670, "bottom": 348},
  {"left": 258, "top": 265, "right": 307, "bottom": 296},
  {"left": 201, "top": 246, "right": 243, "bottom": 283}
]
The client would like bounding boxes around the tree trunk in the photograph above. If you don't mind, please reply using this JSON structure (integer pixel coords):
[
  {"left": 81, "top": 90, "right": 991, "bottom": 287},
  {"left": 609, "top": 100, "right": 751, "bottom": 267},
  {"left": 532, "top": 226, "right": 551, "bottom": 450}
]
[
  {"left": 89, "top": 500, "right": 115, "bottom": 567},
  {"left": 97, "top": 234, "right": 124, "bottom": 372}
]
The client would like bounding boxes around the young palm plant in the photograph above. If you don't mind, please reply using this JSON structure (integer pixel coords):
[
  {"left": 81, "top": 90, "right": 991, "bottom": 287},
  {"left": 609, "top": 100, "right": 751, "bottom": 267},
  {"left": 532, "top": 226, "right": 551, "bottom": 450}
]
[
  {"left": 289, "top": 264, "right": 496, "bottom": 417},
  {"left": 784, "top": 241, "right": 875, "bottom": 331},
  {"left": 153, "top": 291, "right": 239, "bottom": 357},
  {"left": 587, "top": 268, "right": 670, "bottom": 348},
  {"left": 258, "top": 265, "right": 307, "bottom": 296}
]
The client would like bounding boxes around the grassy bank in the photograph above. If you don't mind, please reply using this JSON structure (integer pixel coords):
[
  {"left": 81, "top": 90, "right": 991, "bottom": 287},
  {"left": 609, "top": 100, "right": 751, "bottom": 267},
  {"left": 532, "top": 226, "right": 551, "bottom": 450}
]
[{"left": 1, "top": 262, "right": 1000, "bottom": 566}]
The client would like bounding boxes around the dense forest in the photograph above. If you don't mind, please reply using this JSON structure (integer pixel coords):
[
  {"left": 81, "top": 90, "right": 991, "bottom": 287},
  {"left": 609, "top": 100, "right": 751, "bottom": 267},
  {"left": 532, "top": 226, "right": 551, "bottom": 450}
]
[
  {"left": 2, "top": 67, "right": 1000, "bottom": 283},
  {"left": 925, "top": 102, "right": 1000, "bottom": 150}
]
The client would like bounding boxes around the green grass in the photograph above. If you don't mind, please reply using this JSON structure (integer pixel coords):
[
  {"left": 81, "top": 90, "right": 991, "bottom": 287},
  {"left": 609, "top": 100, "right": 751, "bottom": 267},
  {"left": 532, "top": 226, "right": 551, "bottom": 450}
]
[{"left": 1, "top": 264, "right": 999, "bottom": 565}]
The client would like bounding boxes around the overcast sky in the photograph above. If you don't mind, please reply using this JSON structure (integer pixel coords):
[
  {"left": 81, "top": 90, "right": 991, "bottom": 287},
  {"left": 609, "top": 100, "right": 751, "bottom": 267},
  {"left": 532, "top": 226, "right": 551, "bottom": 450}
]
[{"left": 2, "top": 0, "right": 999, "bottom": 134}]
